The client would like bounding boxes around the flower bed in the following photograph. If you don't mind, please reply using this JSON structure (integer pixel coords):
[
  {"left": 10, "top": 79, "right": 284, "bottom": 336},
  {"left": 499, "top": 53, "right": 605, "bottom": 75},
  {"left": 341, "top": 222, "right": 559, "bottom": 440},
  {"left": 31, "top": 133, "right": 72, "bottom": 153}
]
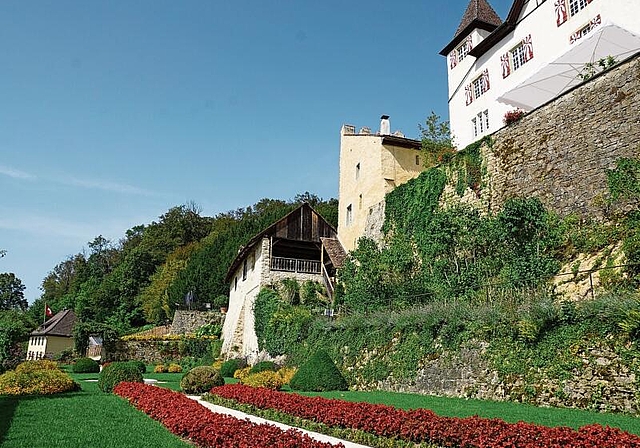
[
  {"left": 209, "top": 384, "right": 640, "bottom": 448},
  {"left": 113, "top": 382, "right": 341, "bottom": 448}
]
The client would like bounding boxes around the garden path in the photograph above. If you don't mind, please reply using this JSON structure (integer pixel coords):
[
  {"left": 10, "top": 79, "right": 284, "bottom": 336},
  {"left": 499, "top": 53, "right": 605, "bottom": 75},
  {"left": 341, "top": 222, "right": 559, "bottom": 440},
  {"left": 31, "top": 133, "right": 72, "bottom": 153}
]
[{"left": 187, "top": 395, "right": 371, "bottom": 448}]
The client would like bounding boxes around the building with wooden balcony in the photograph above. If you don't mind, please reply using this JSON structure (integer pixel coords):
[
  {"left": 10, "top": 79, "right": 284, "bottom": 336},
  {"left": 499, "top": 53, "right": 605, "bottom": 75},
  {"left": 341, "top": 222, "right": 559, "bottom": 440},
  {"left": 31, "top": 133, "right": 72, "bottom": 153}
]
[{"left": 220, "top": 203, "right": 345, "bottom": 360}]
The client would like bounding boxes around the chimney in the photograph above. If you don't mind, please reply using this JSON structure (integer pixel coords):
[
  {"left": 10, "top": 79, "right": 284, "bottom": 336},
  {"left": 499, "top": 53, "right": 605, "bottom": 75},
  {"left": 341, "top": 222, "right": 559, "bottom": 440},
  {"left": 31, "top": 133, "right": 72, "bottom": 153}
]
[{"left": 380, "top": 115, "right": 390, "bottom": 135}]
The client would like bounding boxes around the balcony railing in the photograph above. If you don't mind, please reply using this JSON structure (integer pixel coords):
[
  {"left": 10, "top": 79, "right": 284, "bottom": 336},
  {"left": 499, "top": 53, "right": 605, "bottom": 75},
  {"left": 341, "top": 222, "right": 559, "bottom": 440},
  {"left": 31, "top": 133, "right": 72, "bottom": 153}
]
[{"left": 271, "top": 257, "right": 321, "bottom": 274}]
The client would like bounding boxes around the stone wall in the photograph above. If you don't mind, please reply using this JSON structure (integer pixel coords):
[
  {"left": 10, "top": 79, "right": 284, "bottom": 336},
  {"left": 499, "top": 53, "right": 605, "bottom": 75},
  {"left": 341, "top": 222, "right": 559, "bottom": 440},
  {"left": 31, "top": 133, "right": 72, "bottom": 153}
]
[
  {"left": 484, "top": 53, "right": 640, "bottom": 218},
  {"left": 349, "top": 340, "right": 639, "bottom": 414},
  {"left": 171, "top": 310, "right": 224, "bottom": 335}
]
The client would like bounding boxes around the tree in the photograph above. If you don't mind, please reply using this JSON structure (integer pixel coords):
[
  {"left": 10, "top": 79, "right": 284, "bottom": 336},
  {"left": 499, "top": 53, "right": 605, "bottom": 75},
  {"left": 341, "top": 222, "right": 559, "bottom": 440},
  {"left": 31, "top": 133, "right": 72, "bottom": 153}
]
[
  {"left": 0, "top": 273, "right": 27, "bottom": 311},
  {"left": 420, "top": 112, "right": 455, "bottom": 165}
]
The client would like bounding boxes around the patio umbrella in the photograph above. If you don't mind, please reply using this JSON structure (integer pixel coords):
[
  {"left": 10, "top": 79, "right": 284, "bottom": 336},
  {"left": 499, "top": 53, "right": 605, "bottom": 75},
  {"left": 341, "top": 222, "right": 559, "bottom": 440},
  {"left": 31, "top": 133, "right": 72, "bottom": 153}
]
[{"left": 498, "top": 22, "right": 640, "bottom": 110}]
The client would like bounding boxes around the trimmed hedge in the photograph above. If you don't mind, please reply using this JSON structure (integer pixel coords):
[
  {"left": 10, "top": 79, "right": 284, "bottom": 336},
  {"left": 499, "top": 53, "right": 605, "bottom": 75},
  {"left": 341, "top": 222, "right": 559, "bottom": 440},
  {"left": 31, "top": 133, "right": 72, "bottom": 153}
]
[
  {"left": 220, "top": 358, "right": 246, "bottom": 378},
  {"left": 249, "top": 361, "right": 277, "bottom": 374},
  {"left": 180, "top": 366, "right": 224, "bottom": 394},
  {"left": 98, "top": 361, "right": 143, "bottom": 393},
  {"left": 289, "top": 351, "right": 347, "bottom": 392},
  {"left": 72, "top": 357, "right": 100, "bottom": 373}
]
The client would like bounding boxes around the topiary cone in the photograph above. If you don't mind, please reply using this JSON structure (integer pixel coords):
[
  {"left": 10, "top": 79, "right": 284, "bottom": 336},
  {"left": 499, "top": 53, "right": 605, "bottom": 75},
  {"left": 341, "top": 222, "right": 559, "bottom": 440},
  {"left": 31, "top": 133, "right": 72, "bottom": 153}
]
[{"left": 289, "top": 350, "right": 348, "bottom": 392}]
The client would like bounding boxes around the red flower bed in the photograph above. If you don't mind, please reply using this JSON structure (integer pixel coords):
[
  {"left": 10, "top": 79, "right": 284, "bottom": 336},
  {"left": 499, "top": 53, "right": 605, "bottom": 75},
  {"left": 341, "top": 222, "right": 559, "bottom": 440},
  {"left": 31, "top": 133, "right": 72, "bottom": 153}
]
[
  {"left": 210, "top": 384, "right": 640, "bottom": 448},
  {"left": 113, "top": 382, "right": 341, "bottom": 448}
]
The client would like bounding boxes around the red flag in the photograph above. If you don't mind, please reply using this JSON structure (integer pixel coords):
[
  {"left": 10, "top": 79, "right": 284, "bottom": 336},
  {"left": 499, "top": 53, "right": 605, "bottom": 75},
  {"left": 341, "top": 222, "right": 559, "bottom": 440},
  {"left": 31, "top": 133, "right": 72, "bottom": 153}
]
[{"left": 45, "top": 304, "right": 53, "bottom": 318}]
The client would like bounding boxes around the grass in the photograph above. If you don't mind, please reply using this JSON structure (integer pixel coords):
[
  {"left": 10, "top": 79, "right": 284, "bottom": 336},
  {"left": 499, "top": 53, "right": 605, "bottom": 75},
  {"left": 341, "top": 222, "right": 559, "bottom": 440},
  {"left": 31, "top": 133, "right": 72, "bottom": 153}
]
[
  {"left": 0, "top": 370, "right": 189, "bottom": 448},
  {"left": 295, "top": 389, "right": 640, "bottom": 435}
]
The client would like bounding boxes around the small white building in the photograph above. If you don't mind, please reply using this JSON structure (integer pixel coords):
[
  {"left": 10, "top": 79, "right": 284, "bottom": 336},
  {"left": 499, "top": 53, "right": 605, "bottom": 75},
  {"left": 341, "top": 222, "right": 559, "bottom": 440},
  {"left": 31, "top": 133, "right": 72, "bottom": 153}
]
[
  {"left": 26, "top": 310, "right": 76, "bottom": 360},
  {"left": 220, "top": 204, "right": 345, "bottom": 361},
  {"left": 441, "top": 0, "right": 640, "bottom": 149}
]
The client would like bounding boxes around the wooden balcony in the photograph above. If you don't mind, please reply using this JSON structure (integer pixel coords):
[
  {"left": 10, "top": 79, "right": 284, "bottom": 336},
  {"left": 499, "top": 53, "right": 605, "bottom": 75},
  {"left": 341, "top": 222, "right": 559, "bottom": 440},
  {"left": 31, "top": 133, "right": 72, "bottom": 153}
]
[{"left": 271, "top": 257, "right": 321, "bottom": 274}]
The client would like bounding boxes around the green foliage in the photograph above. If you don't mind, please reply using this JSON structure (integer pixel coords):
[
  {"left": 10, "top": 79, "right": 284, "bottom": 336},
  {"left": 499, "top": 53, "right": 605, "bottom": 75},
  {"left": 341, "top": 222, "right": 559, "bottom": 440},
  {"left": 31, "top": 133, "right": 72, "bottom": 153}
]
[
  {"left": 607, "top": 158, "right": 640, "bottom": 204},
  {"left": 249, "top": 361, "right": 277, "bottom": 374},
  {"left": 194, "top": 323, "right": 222, "bottom": 338},
  {"left": 0, "top": 310, "right": 35, "bottom": 374},
  {"left": 419, "top": 111, "right": 455, "bottom": 165},
  {"left": 578, "top": 55, "right": 618, "bottom": 81},
  {"left": 253, "top": 288, "right": 313, "bottom": 356},
  {"left": 383, "top": 167, "right": 447, "bottom": 236},
  {"left": 98, "top": 361, "right": 143, "bottom": 393},
  {"left": 72, "top": 357, "right": 100, "bottom": 373},
  {"left": 0, "top": 364, "right": 79, "bottom": 395},
  {"left": 126, "top": 360, "right": 147, "bottom": 375},
  {"left": 180, "top": 365, "right": 224, "bottom": 394},
  {"left": 299, "top": 281, "right": 328, "bottom": 308},
  {"left": 289, "top": 350, "right": 348, "bottom": 392},
  {"left": 0, "top": 273, "right": 27, "bottom": 311},
  {"left": 220, "top": 358, "right": 246, "bottom": 378}
]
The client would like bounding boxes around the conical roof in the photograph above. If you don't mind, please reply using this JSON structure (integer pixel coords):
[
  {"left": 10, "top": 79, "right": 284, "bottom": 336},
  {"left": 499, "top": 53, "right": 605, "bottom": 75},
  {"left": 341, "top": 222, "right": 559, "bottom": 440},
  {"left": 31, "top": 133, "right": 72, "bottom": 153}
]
[
  {"left": 455, "top": 0, "right": 502, "bottom": 36},
  {"left": 440, "top": 0, "right": 503, "bottom": 56}
]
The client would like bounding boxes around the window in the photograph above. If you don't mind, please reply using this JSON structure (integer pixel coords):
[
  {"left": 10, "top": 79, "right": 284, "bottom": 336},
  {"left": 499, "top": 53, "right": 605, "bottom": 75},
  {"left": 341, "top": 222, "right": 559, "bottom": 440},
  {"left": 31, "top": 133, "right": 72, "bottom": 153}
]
[
  {"left": 570, "top": 14, "right": 601, "bottom": 44},
  {"left": 472, "top": 74, "right": 489, "bottom": 99},
  {"left": 234, "top": 277, "right": 238, "bottom": 291},
  {"left": 456, "top": 40, "right": 470, "bottom": 63},
  {"left": 569, "top": 0, "right": 588, "bottom": 16},
  {"left": 355, "top": 163, "right": 360, "bottom": 180},
  {"left": 511, "top": 44, "right": 527, "bottom": 71},
  {"left": 472, "top": 110, "right": 489, "bottom": 138},
  {"left": 346, "top": 204, "right": 353, "bottom": 226},
  {"left": 415, "top": 155, "right": 420, "bottom": 165},
  {"left": 242, "top": 259, "right": 247, "bottom": 281},
  {"left": 358, "top": 194, "right": 363, "bottom": 210}
]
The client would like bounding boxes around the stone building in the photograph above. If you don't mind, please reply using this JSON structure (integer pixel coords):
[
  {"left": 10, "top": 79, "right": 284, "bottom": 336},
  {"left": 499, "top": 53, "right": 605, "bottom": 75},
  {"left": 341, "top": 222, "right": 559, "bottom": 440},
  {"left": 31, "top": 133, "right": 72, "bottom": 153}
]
[
  {"left": 441, "top": 0, "right": 640, "bottom": 148},
  {"left": 220, "top": 203, "right": 345, "bottom": 361},
  {"left": 337, "top": 116, "right": 423, "bottom": 252}
]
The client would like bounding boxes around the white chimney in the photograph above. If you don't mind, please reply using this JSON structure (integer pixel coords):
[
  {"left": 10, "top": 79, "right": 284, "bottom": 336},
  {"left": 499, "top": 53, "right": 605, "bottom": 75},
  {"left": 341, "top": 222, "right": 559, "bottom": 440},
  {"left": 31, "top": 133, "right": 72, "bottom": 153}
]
[{"left": 380, "top": 115, "right": 390, "bottom": 135}]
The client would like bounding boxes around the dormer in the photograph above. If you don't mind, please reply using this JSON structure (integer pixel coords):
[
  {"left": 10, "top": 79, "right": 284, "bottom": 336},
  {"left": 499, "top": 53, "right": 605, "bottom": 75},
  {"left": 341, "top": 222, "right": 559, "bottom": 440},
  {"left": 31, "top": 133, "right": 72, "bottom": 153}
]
[{"left": 440, "top": 0, "right": 503, "bottom": 72}]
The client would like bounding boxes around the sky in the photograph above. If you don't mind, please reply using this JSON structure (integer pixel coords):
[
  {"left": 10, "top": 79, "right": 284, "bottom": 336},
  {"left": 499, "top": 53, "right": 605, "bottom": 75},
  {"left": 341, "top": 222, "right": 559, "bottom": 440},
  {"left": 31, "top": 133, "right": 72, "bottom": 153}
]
[{"left": 0, "top": 0, "right": 514, "bottom": 303}]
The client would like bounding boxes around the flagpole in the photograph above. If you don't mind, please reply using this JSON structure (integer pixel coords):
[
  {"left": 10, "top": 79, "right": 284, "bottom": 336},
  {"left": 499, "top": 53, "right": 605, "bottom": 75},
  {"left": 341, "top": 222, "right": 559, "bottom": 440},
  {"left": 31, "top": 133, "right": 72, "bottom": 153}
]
[{"left": 43, "top": 303, "right": 46, "bottom": 325}]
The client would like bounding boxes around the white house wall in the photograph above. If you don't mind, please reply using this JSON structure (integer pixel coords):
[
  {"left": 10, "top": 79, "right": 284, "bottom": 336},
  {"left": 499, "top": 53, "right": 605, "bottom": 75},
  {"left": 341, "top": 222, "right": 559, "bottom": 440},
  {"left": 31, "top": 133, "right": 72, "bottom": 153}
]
[
  {"left": 220, "top": 238, "right": 267, "bottom": 358},
  {"left": 448, "top": 0, "right": 640, "bottom": 148}
]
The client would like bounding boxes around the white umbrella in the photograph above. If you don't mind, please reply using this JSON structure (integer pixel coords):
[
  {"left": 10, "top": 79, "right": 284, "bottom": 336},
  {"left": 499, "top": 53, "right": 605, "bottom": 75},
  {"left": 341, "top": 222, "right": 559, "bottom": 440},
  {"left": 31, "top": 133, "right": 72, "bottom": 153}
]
[{"left": 498, "top": 23, "right": 640, "bottom": 110}]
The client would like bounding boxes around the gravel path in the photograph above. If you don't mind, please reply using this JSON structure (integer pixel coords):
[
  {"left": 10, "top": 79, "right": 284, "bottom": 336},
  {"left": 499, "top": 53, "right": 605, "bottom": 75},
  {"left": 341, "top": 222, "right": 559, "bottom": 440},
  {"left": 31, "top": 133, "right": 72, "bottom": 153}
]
[{"left": 186, "top": 395, "right": 371, "bottom": 448}]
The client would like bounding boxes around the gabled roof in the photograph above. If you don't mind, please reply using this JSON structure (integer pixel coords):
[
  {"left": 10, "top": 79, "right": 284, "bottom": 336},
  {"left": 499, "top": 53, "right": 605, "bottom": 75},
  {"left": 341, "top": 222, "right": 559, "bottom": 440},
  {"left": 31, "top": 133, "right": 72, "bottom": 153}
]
[
  {"left": 31, "top": 309, "right": 76, "bottom": 338},
  {"left": 224, "top": 203, "right": 338, "bottom": 283},
  {"left": 440, "top": 0, "right": 503, "bottom": 56}
]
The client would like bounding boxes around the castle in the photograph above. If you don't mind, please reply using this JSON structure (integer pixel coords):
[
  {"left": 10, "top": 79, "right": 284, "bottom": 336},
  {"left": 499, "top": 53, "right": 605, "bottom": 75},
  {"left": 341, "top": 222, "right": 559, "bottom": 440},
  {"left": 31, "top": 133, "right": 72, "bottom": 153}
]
[{"left": 440, "top": 0, "right": 640, "bottom": 148}]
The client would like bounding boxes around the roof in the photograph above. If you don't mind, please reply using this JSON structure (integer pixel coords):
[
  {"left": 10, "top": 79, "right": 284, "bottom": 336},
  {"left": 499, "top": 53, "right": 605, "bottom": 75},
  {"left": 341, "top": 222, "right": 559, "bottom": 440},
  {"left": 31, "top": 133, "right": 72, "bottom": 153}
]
[
  {"left": 31, "top": 309, "right": 76, "bottom": 337},
  {"left": 440, "top": 0, "right": 503, "bottom": 55},
  {"left": 321, "top": 238, "right": 347, "bottom": 269},
  {"left": 225, "top": 203, "right": 338, "bottom": 282},
  {"left": 469, "top": 0, "right": 526, "bottom": 58}
]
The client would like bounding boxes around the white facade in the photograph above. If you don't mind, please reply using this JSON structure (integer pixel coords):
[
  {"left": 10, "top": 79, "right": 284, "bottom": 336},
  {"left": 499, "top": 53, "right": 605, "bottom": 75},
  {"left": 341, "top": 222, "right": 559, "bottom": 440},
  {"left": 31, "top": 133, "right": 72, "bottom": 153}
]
[
  {"left": 221, "top": 239, "right": 266, "bottom": 360},
  {"left": 221, "top": 236, "right": 327, "bottom": 361},
  {"left": 443, "top": 0, "right": 640, "bottom": 149}
]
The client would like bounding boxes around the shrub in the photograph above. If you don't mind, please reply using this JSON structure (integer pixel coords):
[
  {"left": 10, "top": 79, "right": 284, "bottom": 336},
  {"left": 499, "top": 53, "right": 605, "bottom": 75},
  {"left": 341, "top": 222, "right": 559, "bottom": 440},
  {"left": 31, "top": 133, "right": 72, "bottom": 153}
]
[
  {"left": 289, "top": 351, "right": 348, "bottom": 392},
  {"left": 249, "top": 361, "right": 277, "bottom": 374},
  {"left": 220, "top": 358, "right": 246, "bottom": 378},
  {"left": 241, "top": 370, "right": 285, "bottom": 390},
  {"left": 234, "top": 367, "right": 251, "bottom": 382},
  {"left": 277, "top": 366, "right": 297, "bottom": 385},
  {"left": 72, "top": 357, "right": 100, "bottom": 373},
  {"left": 154, "top": 364, "right": 167, "bottom": 373},
  {"left": 126, "top": 360, "right": 147, "bottom": 375},
  {"left": 98, "top": 362, "right": 144, "bottom": 393},
  {"left": 0, "top": 362, "right": 79, "bottom": 395},
  {"left": 168, "top": 363, "right": 182, "bottom": 373},
  {"left": 180, "top": 366, "right": 224, "bottom": 394},
  {"left": 15, "top": 360, "right": 59, "bottom": 374}
]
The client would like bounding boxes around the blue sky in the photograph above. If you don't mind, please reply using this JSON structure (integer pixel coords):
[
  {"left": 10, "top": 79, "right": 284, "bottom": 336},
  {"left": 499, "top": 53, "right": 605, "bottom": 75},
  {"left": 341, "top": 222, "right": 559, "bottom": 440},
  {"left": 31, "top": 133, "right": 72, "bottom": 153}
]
[{"left": 0, "top": 0, "right": 514, "bottom": 303}]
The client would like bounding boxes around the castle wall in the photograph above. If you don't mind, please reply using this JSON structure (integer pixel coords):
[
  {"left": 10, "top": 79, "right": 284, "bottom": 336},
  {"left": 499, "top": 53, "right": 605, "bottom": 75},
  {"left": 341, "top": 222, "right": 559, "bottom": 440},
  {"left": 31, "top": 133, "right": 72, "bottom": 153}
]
[{"left": 484, "top": 53, "right": 640, "bottom": 218}]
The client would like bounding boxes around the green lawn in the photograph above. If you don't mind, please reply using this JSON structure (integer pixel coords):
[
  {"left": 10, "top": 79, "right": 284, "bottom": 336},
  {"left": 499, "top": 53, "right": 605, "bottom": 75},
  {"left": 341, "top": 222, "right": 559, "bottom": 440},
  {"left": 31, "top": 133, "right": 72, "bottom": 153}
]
[
  {"left": 0, "top": 372, "right": 189, "bottom": 448},
  {"left": 296, "top": 389, "right": 640, "bottom": 435}
]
